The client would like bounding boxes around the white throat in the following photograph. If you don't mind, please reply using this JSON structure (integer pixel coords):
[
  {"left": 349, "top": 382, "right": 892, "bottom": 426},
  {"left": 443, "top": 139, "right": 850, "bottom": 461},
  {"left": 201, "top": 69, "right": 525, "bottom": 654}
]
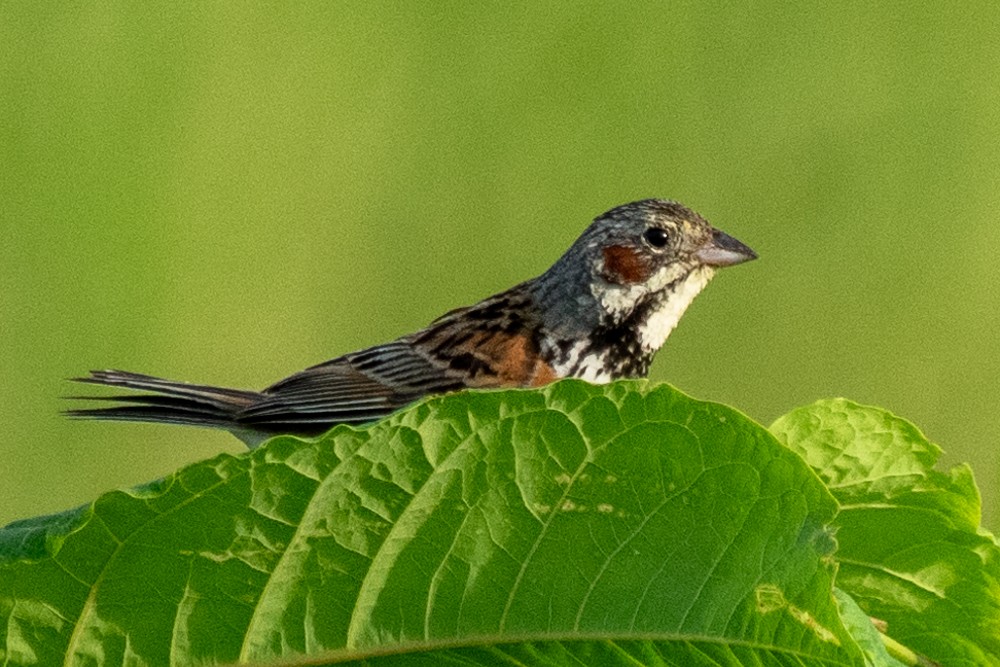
[
  {"left": 637, "top": 266, "right": 714, "bottom": 352},
  {"left": 566, "top": 264, "right": 716, "bottom": 383}
]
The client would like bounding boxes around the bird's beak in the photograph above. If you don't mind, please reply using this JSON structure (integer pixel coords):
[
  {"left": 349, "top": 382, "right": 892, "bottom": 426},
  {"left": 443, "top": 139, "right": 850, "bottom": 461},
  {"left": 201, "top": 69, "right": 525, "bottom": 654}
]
[{"left": 695, "top": 229, "right": 758, "bottom": 267}]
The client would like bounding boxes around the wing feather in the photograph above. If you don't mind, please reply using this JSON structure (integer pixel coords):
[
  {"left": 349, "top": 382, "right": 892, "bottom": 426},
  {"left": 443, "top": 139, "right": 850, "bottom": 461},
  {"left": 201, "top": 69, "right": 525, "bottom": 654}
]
[{"left": 236, "top": 341, "right": 463, "bottom": 427}]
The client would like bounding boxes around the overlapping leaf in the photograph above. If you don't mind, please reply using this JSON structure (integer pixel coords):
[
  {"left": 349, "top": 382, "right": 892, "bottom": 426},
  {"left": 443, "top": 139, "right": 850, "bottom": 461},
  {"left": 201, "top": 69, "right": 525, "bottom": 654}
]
[{"left": 772, "top": 399, "right": 1000, "bottom": 666}]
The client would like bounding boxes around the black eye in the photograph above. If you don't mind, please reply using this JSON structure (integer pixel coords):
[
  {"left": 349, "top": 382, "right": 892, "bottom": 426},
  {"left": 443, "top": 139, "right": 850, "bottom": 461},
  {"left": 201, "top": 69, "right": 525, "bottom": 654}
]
[{"left": 643, "top": 227, "right": 669, "bottom": 249}]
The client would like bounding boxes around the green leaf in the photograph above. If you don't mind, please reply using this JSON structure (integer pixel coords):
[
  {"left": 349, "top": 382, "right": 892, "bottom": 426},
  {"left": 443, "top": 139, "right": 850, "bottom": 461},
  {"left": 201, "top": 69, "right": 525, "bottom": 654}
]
[
  {"left": 1, "top": 381, "right": 858, "bottom": 666},
  {"left": 833, "top": 588, "right": 906, "bottom": 667},
  {"left": 772, "top": 398, "right": 1000, "bottom": 666}
]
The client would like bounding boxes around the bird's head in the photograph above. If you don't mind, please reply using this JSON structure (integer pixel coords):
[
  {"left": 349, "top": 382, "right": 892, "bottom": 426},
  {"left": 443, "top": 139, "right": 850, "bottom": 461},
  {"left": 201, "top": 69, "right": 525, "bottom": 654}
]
[{"left": 534, "top": 199, "right": 756, "bottom": 356}]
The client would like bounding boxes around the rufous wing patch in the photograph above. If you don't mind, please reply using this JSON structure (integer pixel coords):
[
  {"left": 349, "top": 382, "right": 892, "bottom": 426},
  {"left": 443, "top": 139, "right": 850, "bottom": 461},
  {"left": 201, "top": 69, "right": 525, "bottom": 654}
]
[
  {"left": 602, "top": 245, "right": 654, "bottom": 285},
  {"left": 458, "top": 330, "right": 559, "bottom": 388},
  {"left": 527, "top": 358, "right": 558, "bottom": 386}
]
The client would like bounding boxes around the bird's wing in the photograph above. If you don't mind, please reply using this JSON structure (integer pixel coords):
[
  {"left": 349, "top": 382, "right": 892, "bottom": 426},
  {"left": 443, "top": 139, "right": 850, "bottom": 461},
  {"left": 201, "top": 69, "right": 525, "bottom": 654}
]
[
  {"left": 236, "top": 341, "right": 466, "bottom": 428},
  {"left": 238, "top": 288, "right": 551, "bottom": 430}
]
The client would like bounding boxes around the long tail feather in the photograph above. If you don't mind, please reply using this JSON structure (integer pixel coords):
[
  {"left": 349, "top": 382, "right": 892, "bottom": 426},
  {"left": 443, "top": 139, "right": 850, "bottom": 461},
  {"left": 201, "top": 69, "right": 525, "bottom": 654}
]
[{"left": 65, "top": 369, "right": 261, "bottom": 430}]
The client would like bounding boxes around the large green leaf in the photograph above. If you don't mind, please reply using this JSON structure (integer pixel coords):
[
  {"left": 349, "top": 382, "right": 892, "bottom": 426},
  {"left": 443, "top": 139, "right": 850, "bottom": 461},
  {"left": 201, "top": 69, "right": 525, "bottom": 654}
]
[
  {"left": 772, "top": 398, "right": 1000, "bottom": 666},
  {"left": 0, "top": 381, "right": 859, "bottom": 666}
]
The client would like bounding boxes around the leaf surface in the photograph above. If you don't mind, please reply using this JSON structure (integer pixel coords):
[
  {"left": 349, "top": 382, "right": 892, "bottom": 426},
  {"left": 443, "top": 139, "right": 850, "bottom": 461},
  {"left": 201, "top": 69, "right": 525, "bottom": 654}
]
[{"left": 2, "top": 382, "right": 858, "bottom": 666}]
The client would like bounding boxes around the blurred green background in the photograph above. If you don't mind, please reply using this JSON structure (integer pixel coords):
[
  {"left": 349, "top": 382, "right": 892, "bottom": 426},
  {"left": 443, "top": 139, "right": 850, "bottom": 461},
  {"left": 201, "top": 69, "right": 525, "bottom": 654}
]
[{"left": 3, "top": 3, "right": 999, "bottom": 528}]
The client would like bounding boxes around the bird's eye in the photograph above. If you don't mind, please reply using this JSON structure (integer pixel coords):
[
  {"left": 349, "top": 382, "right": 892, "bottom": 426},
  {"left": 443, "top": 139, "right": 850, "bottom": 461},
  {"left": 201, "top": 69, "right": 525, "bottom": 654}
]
[{"left": 643, "top": 227, "right": 669, "bottom": 249}]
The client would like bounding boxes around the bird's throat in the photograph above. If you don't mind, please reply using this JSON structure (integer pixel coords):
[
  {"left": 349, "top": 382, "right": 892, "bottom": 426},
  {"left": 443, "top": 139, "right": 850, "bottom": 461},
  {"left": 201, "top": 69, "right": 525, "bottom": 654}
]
[
  {"left": 636, "top": 266, "right": 714, "bottom": 353},
  {"left": 562, "top": 266, "right": 715, "bottom": 382}
]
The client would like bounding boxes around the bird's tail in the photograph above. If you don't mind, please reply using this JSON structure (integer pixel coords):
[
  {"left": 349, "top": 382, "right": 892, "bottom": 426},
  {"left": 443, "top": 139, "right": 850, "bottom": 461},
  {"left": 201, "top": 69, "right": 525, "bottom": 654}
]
[{"left": 65, "top": 370, "right": 262, "bottom": 431}]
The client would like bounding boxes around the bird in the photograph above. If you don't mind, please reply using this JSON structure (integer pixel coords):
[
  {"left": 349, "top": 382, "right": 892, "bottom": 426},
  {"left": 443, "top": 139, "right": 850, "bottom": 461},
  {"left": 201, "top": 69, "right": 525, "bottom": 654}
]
[{"left": 67, "top": 199, "right": 757, "bottom": 448}]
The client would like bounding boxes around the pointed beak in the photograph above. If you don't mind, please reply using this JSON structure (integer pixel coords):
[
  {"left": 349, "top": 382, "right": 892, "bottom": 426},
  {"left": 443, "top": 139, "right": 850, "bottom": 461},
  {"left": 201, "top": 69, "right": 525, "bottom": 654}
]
[{"left": 695, "top": 228, "right": 758, "bottom": 267}]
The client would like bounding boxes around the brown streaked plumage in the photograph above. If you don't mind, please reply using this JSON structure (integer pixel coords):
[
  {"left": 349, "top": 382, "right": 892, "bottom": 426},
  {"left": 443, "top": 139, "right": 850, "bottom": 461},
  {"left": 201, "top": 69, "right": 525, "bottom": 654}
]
[{"left": 67, "top": 199, "right": 757, "bottom": 448}]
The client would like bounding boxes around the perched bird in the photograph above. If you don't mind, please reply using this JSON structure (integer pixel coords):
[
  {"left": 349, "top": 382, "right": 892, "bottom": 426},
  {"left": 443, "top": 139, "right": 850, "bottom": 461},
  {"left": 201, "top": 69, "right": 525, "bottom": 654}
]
[{"left": 68, "top": 199, "right": 756, "bottom": 447}]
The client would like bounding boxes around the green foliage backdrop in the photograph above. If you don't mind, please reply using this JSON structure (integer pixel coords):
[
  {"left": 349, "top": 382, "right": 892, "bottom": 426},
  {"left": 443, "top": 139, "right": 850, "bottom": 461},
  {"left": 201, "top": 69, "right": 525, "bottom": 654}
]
[{"left": 2, "top": 4, "right": 999, "bottom": 527}]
